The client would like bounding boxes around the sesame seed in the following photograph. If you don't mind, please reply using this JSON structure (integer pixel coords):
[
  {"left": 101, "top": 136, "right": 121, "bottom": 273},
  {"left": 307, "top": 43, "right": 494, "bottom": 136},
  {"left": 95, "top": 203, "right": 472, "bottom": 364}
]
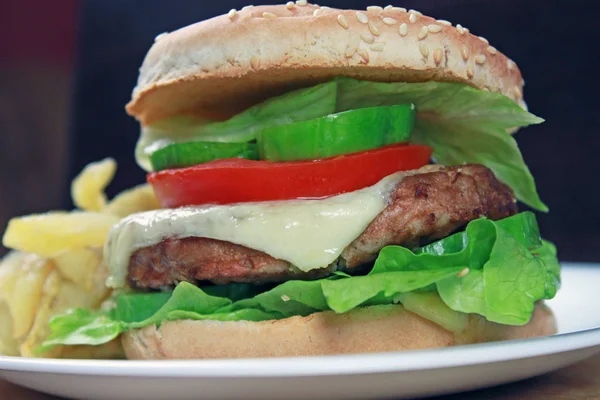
[
  {"left": 383, "top": 17, "right": 397, "bottom": 25},
  {"left": 250, "top": 55, "right": 260, "bottom": 70},
  {"left": 464, "top": 27, "right": 470, "bottom": 33},
  {"left": 367, "top": 5, "right": 383, "bottom": 13},
  {"left": 337, "top": 14, "right": 349, "bottom": 29},
  {"left": 418, "top": 26, "right": 429, "bottom": 40},
  {"left": 356, "top": 11, "right": 369, "bottom": 24},
  {"left": 409, "top": 12, "right": 418, "bottom": 23},
  {"left": 262, "top": 11, "right": 278, "bottom": 18},
  {"left": 467, "top": 64, "right": 474, "bottom": 78},
  {"left": 296, "top": 0, "right": 307, "bottom": 5},
  {"left": 478, "top": 36, "right": 489, "bottom": 44},
  {"left": 456, "top": 268, "right": 470, "bottom": 278},
  {"left": 392, "top": 7, "right": 407, "bottom": 13},
  {"left": 371, "top": 42, "right": 385, "bottom": 51},
  {"left": 399, "top": 23, "right": 408, "bottom": 36},
  {"left": 419, "top": 43, "right": 430, "bottom": 58},
  {"left": 344, "top": 35, "right": 360, "bottom": 57},
  {"left": 242, "top": 5, "right": 254, "bottom": 10},
  {"left": 285, "top": 1, "right": 295, "bottom": 9},
  {"left": 475, "top": 54, "right": 487, "bottom": 64},
  {"left": 437, "top": 19, "right": 452, "bottom": 26},
  {"left": 408, "top": 9, "right": 422, "bottom": 16},
  {"left": 368, "top": 21, "right": 380, "bottom": 36},
  {"left": 281, "top": 295, "right": 291, "bottom": 302},
  {"left": 456, "top": 24, "right": 465, "bottom": 35},
  {"left": 228, "top": 9, "right": 237, "bottom": 20},
  {"left": 487, "top": 46, "right": 498, "bottom": 55},
  {"left": 428, "top": 24, "right": 442, "bottom": 33},
  {"left": 507, "top": 59, "right": 515, "bottom": 70},
  {"left": 461, "top": 45, "right": 470, "bottom": 61},
  {"left": 154, "top": 32, "right": 168, "bottom": 42},
  {"left": 384, "top": 5, "right": 393, "bottom": 11},
  {"left": 357, "top": 48, "right": 370, "bottom": 63},
  {"left": 313, "top": 8, "right": 323, "bottom": 16},
  {"left": 361, "top": 32, "right": 375, "bottom": 44},
  {"left": 434, "top": 48, "right": 444, "bottom": 65},
  {"left": 514, "top": 86, "right": 523, "bottom": 99}
]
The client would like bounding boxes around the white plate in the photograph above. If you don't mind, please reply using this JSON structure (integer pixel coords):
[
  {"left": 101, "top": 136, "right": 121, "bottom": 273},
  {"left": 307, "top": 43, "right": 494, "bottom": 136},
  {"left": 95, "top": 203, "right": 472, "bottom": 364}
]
[{"left": 1, "top": 263, "right": 599, "bottom": 400}]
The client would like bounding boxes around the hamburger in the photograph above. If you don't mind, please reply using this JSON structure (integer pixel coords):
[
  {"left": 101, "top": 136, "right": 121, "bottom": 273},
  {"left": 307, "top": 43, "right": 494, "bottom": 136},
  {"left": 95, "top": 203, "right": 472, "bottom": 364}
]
[{"left": 41, "top": 3, "right": 560, "bottom": 359}]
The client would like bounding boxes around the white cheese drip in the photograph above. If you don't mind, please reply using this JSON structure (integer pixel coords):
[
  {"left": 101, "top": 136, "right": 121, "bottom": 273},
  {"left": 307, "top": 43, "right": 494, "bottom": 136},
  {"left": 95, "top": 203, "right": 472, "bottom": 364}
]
[{"left": 104, "top": 172, "right": 405, "bottom": 288}]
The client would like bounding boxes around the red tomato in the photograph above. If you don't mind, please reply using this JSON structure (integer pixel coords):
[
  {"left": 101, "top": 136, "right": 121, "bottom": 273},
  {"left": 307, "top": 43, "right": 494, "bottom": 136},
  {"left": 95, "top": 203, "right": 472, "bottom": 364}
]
[{"left": 148, "top": 144, "right": 432, "bottom": 207}]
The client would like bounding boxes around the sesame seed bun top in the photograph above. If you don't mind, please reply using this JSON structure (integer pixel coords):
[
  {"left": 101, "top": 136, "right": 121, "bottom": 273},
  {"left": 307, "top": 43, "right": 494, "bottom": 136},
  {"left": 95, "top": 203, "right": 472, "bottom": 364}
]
[{"left": 126, "top": 3, "right": 526, "bottom": 125}]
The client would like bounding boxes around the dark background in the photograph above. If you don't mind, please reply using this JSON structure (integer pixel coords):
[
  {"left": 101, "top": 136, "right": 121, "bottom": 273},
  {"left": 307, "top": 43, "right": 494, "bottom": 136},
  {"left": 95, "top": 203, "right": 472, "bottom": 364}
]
[{"left": 1, "top": 0, "right": 599, "bottom": 260}]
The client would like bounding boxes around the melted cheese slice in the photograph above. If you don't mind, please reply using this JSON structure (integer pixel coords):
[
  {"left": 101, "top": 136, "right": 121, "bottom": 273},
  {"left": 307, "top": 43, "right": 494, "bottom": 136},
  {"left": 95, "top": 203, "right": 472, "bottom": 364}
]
[{"left": 105, "top": 172, "right": 405, "bottom": 288}]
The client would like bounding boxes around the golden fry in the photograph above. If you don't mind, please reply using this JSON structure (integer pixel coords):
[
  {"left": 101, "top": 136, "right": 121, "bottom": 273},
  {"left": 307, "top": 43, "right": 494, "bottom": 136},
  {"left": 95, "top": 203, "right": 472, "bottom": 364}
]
[
  {"left": 53, "top": 267, "right": 111, "bottom": 312},
  {"left": 20, "top": 270, "right": 62, "bottom": 358},
  {"left": 104, "top": 183, "right": 161, "bottom": 218},
  {"left": 0, "top": 158, "right": 148, "bottom": 359},
  {"left": 2, "top": 211, "right": 120, "bottom": 258},
  {"left": 53, "top": 247, "right": 102, "bottom": 290},
  {"left": 0, "top": 252, "right": 53, "bottom": 338},
  {"left": 20, "top": 265, "right": 112, "bottom": 358},
  {"left": 71, "top": 158, "right": 117, "bottom": 212},
  {"left": 0, "top": 159, "right": 160, "bottom": 358},
  {"left": 0, "top": 301, "right": 19, "bottom": 356}
]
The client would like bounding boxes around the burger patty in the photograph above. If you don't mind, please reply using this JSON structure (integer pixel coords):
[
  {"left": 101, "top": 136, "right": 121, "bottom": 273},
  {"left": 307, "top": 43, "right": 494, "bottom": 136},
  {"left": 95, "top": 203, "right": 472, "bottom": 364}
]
[{"left": 128, "top": 164, "right": 517, "bottom": 289}]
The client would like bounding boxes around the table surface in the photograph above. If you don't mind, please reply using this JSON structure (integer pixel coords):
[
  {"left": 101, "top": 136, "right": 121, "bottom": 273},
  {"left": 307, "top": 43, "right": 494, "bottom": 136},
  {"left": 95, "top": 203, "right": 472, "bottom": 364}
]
[{"left": 2, "top": 353, "right": 600, "bottom": 400}]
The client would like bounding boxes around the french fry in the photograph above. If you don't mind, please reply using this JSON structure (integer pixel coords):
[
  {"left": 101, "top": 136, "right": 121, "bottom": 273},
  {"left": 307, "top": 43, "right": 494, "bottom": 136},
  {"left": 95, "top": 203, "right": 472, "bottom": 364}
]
[
  {"left": 19, "top": 270, "right": 62, "bottom": 358},
  {"left": 71, "top": 158, "right": 117, "bottom": 212},
  {"left": 0, "top": 159, "right": 150, "bottom": 359},
  {"left": 104, "top": 183, "right": 161, "bottom": 218},
  {"left": 20, "top": 265, "right": 111, "bottom": 358},
  {"left": 52, "top": 266, "right": 111, "bottom": 312},
  {"left": 53, "top": 247, "right": 102, "bottom": 290},
  {"left": 0, "top": 252, "right": 54, "bottom": 338},
  {"left": 2, "top": 211, "right": 120, "bottom": 258},
  {"left": 0, "top": 301, "right": 19, "bottom": 356}
]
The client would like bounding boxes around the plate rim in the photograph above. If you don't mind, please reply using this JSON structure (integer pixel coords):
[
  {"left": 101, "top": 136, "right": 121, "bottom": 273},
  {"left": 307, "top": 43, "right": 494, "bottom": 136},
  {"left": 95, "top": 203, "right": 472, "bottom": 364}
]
[{"left": 1, "top": 263, "right": 599, "bottom": 378}]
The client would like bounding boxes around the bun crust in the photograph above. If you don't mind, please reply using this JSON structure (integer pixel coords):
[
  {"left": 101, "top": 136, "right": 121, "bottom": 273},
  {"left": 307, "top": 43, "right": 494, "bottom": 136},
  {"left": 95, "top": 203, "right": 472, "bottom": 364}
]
[
  {"left": 126, "top": 4, "right": 526, "bottom": 124},
  {"left": 122, "top": 303, "right": 556, "bottom": 360}
]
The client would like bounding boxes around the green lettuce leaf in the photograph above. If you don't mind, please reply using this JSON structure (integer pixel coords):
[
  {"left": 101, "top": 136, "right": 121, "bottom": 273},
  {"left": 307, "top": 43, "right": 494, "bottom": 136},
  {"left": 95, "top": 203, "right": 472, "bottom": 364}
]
[
  {"left": 138, "top": 78, "right": 545, "bottom": 210},
  {"left": 39, "top": 309, "right": 123, "bottom": 352},
  {"left": 135, "top": 82, "right": 339, "bottom": 170},
  {"left": 426, "top": 214, "right": 560, "bottom": 325},
  {"left": 334, "top": 79, "right": 546, "bottom": 211},
  {"left": 41, "top": 212, "right": 559, "bottom": 350}
]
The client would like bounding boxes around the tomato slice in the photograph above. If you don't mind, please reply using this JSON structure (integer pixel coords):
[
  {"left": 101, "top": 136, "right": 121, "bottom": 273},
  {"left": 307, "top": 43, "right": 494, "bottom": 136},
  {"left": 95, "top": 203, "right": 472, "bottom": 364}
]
[{"left": 148, "top": 144, "right": 432, "bottom": 207}]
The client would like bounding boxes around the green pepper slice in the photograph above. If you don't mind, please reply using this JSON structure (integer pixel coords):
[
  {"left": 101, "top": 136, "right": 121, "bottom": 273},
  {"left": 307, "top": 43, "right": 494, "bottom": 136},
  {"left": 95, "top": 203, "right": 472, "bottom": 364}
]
[
  {"left": 257, "top": 104, "right": 415, "bottom": 162},
  {"left": 150, "top": 142, "right": 258, "bottom": 171}
]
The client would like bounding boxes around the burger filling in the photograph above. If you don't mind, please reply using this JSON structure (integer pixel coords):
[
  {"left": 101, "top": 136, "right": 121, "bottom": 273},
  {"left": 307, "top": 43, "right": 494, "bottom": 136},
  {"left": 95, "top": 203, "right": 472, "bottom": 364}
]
[
  {"left": 120, "top": 164, "right": 517, "bottom": 289},
  {"left": 41, "top": 78, "right": 560, "bottom": 351}
]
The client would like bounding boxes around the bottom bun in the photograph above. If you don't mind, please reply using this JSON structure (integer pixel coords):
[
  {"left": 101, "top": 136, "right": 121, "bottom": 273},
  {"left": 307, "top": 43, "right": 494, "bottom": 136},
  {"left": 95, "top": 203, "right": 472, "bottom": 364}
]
[{"left": 122, "top": 303, "right": 556, "bottom": 360}]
